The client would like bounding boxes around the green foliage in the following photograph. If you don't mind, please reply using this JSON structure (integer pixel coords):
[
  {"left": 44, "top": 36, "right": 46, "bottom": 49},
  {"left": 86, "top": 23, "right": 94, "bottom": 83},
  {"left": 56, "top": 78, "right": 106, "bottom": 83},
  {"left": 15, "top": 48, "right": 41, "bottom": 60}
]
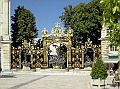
[
  {"left": 59, "top": 5, "right": 73, "bottom": 28},
  {"left": 59, "top": 5, "right": 74, "bottom": 34},
  {"left": 90, "top": 58, "right": 108, "bottom": 80},
  {"left": 100, "top": 0, "right": 120, "bottom": 47},
  {"left": 11, "top": 6, "right": 38, "bottom": 47},
  {"left": 59, "top": 0, "right": 103, "bottom": 46}
]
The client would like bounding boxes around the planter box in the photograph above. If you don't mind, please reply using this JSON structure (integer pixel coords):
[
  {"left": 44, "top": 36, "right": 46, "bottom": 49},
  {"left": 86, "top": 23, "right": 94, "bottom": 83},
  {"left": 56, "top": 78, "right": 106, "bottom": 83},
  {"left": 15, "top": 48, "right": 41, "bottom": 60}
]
[{"left": 92, "top": 79, "right": 107, "bottom": 87}]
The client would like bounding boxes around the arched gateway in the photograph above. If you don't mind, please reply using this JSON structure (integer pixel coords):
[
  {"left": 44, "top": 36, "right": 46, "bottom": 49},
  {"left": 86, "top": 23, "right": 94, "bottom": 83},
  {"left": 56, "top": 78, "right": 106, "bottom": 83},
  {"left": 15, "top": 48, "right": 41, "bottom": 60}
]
[{"left": 42, "top": 22, "right": 73, "bottom": 68}]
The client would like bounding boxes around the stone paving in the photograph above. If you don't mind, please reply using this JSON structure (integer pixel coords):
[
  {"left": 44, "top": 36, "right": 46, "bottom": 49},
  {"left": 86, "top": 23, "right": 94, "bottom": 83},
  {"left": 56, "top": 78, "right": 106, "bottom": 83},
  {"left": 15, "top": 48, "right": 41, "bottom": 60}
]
[{"left": 0, "top": 70, "right": 119, "bottom": 89}]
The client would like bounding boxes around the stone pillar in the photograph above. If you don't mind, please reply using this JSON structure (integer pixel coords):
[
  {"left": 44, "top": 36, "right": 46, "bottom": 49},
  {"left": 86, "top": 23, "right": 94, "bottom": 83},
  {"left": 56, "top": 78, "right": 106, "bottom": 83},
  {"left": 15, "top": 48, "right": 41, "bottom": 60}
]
[
  {"left": 0, "top": 0, "right": 11, "bottom": 73},
  {"left": 1, "top": 39, "right": 11, "bottom": 72}
]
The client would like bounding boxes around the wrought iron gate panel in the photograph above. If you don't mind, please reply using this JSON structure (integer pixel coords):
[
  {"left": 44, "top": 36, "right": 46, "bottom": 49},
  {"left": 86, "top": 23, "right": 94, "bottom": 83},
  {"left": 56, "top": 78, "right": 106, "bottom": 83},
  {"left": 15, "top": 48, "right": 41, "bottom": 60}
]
[
  {"left": 11, "top": 47, "right": 22, "bottom": 69},
  {"left": 72, "top": 46, "right": 82, "bottom": 68},
  {"left": 31, "top": 49, "right": 43, "bottom": 68},
  {"left": 11, "top": 40, "right": 44, "bottom": 69},
  {"left": 71, "top": 38, "right": 101, "bottom": 69}
]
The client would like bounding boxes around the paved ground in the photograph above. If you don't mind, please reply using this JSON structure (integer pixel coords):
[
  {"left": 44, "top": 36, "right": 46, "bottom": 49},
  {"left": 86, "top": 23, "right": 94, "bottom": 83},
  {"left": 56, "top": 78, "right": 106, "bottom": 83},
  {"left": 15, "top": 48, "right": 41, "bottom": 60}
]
[{"left": 0, "top": 70, "right": 119, "bottom": 89}]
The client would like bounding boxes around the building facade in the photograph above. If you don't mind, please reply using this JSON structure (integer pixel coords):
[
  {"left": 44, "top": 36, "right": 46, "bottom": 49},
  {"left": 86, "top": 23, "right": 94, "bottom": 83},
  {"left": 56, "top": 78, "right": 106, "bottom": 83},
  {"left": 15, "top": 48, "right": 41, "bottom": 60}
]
[{"left": 101, "top": 24, "right": 120, "bottom": 70}]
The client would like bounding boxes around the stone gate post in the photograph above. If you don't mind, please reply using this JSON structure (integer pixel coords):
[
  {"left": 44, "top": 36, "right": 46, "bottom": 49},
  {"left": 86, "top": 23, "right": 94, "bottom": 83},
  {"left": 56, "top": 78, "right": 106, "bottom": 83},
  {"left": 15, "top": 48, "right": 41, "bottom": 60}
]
[
  {"left": 1, "top": 37, "right": 11, "bottom": 72},
  {"left": 0, "top": 0, "right": 12, "bottom": 73}
]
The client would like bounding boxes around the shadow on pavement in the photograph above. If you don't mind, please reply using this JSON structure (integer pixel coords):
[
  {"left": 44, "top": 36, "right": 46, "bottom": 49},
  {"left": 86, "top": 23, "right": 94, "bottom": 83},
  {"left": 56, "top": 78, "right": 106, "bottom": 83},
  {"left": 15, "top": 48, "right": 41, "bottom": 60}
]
[
  {"left": 8, "top": 75, "right": 48, "bottom": 89},
  {"left": 0, "top": 75, "right": 16, "bottom": 78}
]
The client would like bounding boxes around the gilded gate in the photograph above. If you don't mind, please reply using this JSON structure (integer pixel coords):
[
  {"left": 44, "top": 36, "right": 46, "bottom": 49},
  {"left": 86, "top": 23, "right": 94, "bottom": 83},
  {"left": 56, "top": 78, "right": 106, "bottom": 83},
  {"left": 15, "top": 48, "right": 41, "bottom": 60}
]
[
  {"left": 41, "top": 22, "right": 73, "bottom": 68},
  {"left": 71, "top": 38, "right": 101, "bottom": 69},
  {"left": 11, "top": 22, "right": 101, "bottom": 69},
  {"left": 11, "top": 40, "right": 44, "bottom": 69}
]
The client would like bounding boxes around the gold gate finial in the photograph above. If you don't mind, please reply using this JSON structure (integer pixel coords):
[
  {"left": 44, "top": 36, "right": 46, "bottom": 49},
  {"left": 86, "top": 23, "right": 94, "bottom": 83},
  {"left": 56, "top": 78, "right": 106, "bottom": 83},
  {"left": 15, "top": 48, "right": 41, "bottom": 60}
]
[
  {"left": 55, "top": 22, "right": 60, "bottom": 28},
  {"left": 22, "top": 40, "right": 29, "bottom": 48}
]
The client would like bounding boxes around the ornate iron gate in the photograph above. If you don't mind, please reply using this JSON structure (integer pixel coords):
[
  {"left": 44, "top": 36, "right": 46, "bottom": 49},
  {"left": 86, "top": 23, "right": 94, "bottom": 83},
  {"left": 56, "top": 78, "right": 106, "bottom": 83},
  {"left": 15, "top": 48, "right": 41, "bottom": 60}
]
[
  {"left": 11, "top": 23, "right": 101, "bottom": 69},
  {"left": 11, "top": 40, "right": 44, "bottom": 69},
  {"left": 11, "top": 38, "right": 101, "bottom": 69},
  {"left": 71, "top": 38, "right": 101, "bottom": 69}
]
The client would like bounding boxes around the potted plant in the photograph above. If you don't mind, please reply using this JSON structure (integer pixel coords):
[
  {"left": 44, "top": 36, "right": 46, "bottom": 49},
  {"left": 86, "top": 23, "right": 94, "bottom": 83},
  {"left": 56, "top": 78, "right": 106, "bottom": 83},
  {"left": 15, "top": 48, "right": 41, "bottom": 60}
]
[{"left": 90, "top": 57, "right": 108, "bottom": 87}]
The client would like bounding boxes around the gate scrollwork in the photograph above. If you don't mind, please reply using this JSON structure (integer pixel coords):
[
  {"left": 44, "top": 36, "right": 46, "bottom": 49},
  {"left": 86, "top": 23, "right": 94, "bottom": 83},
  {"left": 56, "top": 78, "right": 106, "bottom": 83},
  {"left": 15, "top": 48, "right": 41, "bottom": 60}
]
[
  {"left": 11, "top": 40, "right": 44, "bottom": 69},
  {"left": 71, "top": 38, "right": 101, "bottom": 69}
]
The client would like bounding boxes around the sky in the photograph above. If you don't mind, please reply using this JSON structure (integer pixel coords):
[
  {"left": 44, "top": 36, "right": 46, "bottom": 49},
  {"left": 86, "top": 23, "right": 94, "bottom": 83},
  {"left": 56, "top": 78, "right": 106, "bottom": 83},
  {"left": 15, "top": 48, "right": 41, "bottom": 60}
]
[{"left": 10, "top": 0, "right": 91, "bottom": 38}]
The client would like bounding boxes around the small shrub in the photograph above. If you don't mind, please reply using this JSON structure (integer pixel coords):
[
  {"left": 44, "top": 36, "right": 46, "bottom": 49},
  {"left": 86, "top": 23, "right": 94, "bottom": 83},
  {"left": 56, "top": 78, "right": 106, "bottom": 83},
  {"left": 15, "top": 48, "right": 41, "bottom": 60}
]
[{"left": 90, "top": 58, "right": 108, "bottom": 80}]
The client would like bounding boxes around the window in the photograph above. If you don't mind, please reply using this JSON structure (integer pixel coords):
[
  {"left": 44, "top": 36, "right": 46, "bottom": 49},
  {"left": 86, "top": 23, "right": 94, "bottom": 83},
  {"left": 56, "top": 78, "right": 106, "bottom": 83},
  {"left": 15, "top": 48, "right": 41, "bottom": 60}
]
[{"left": 109, "top": 44, "right": 118, "bottom": 51}]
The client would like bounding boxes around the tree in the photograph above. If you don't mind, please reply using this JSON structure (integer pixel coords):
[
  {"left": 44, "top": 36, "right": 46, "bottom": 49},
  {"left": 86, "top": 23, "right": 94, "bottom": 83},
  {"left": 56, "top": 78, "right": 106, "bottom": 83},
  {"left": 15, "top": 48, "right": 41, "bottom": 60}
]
[
  {"left": 100, "top": 0, "right": 120, "bottom": 48},
  {"left": 90, "top": 58, "right": 108, "bottom": 80},
  {"left": 11, "top": 6, "right": 38, "bottom": 47},
  {"left": 59, "top": 0, "right": 103, "bottom": 46},
  {"left": 59, "top": 5, "right": 74, "bottom": 34},
  {"left": 59, "top": 5, "right": 73, "bottom": 29}
]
